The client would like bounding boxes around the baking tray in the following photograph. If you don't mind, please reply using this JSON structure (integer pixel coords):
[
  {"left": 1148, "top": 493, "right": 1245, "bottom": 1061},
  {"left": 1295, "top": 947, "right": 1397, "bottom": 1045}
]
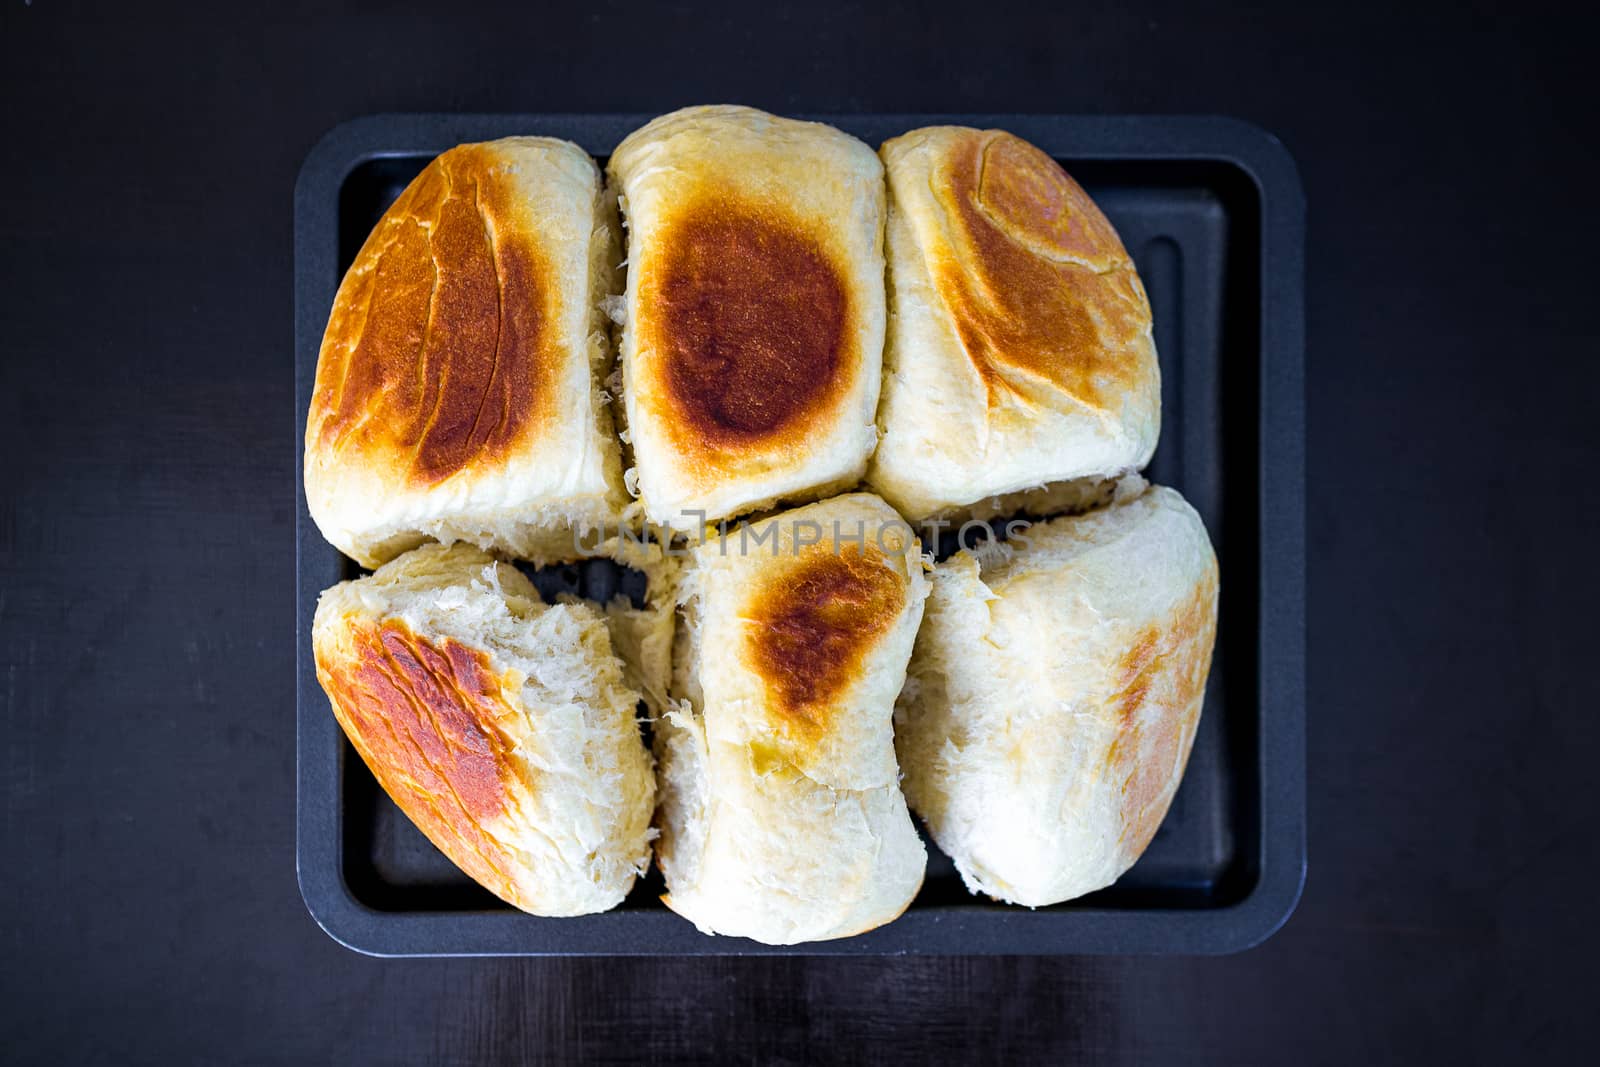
[{"left": 295, "top": 113, "right": 1305, "bottom": 956}]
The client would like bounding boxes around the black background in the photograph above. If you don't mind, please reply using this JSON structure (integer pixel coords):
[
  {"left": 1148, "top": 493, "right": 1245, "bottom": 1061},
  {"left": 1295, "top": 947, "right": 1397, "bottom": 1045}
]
[{"left": 2, "top": 1, "right": 1595, "bottom": 1062}]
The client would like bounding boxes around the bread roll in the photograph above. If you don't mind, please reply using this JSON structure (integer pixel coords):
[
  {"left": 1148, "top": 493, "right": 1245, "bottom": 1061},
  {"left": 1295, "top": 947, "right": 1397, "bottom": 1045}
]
[
  {"left": 311, "top": 543, "right": 654, "bottom": 916},
  {"left": 305, "top": 137, "right": 628, "bottom": 568},
  {"left": 656, "top": 493, "right": 928, "bottom": 943},
  {"left": 608, "top": 106, "right": 886, "bottom": 532},
  {"left": 895, "top": 481, "right": 1217, "bottom": 906},
  {"left": 867, "top": 127, "right": 1161, "bottom": 523}
]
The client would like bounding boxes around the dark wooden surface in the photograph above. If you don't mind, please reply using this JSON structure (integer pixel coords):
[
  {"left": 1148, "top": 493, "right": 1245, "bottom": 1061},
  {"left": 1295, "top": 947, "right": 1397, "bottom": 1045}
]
[{"left": 2, "top": 1, "right": 1595, "bottom": 1062}]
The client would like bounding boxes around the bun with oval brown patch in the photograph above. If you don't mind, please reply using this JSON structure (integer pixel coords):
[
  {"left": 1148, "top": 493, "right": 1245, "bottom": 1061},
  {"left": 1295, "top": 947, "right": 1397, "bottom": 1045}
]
[
  {"left": 867, "top": 127, "right": 1162, "bottom": 523},
  {"left": 311, "top": 543, "right": 655, "bottom": 916},
  {"left": 895, "top": 479, "right": 1218, "bottom": 906},
  {"left": 653, "top": 493, "right": 929, "bottom": 944},
  {"left": 305, "top": 137, "right": 629, "bottom": 567},
  {"left": 608, "top": 106, "right": 886, "bottom": 532}
]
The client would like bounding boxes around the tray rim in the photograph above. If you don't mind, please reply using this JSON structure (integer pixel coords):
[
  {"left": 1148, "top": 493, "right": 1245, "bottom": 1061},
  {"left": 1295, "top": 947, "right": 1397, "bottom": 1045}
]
[{"left": 294, "top": 112, "right": 1306, "bottom": 957}]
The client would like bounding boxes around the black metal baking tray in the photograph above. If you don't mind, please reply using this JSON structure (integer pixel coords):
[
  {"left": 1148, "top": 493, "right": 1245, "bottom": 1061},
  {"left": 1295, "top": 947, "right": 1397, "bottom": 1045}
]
[{"left": 295, "top": 113, "right": 1305, "bottom": 956}]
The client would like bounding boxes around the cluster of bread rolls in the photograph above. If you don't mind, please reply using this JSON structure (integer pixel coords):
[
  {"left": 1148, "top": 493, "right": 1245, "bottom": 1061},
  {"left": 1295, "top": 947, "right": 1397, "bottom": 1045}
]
[{"left": 305, "top": 105, "right": 1218, "bottom": 945}]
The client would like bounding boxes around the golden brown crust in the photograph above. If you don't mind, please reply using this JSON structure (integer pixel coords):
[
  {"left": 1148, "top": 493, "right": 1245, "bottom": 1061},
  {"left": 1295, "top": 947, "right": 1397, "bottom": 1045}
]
[
  {"left": 317, "top": 618, "right": 527, "bottom": 907},
  {"left": 608, "top": 108, "right": 885, "bottom": 529},
  {"left": 1105, "top": 568, "right": 1219, "bottom": 860},
  {"left": 928, "top": 130, "right": 1151, "bottom": 411},
  {"left": 311, "top": 145, "right": 557, "bottom": 489},
  {"left": 743, "top": 546, "right": 906, "bottom": 742},
  {"left": 635, "top": 197, "right": 856, "bottom": 465}
]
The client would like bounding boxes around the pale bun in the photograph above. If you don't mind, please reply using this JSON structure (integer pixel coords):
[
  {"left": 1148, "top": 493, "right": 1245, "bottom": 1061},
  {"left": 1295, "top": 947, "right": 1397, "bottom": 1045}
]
[{"left": 895, "top": 480, "right": 1217, "bottom": 906}]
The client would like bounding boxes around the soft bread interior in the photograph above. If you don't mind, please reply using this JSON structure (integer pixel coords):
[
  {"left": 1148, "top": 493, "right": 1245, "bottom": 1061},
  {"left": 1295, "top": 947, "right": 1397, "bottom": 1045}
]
[
  {"left": 653, "top": 559, "right": 709, "bottom": 896},
  {"left": 597, "top": 535, "right": 682, "bottom": 717},
  {"left": 314, "top": 543, "right": 655, "bottom": 916},
  {"left": 922, "top": 473, "right": 1128, "bottom": 527}
]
